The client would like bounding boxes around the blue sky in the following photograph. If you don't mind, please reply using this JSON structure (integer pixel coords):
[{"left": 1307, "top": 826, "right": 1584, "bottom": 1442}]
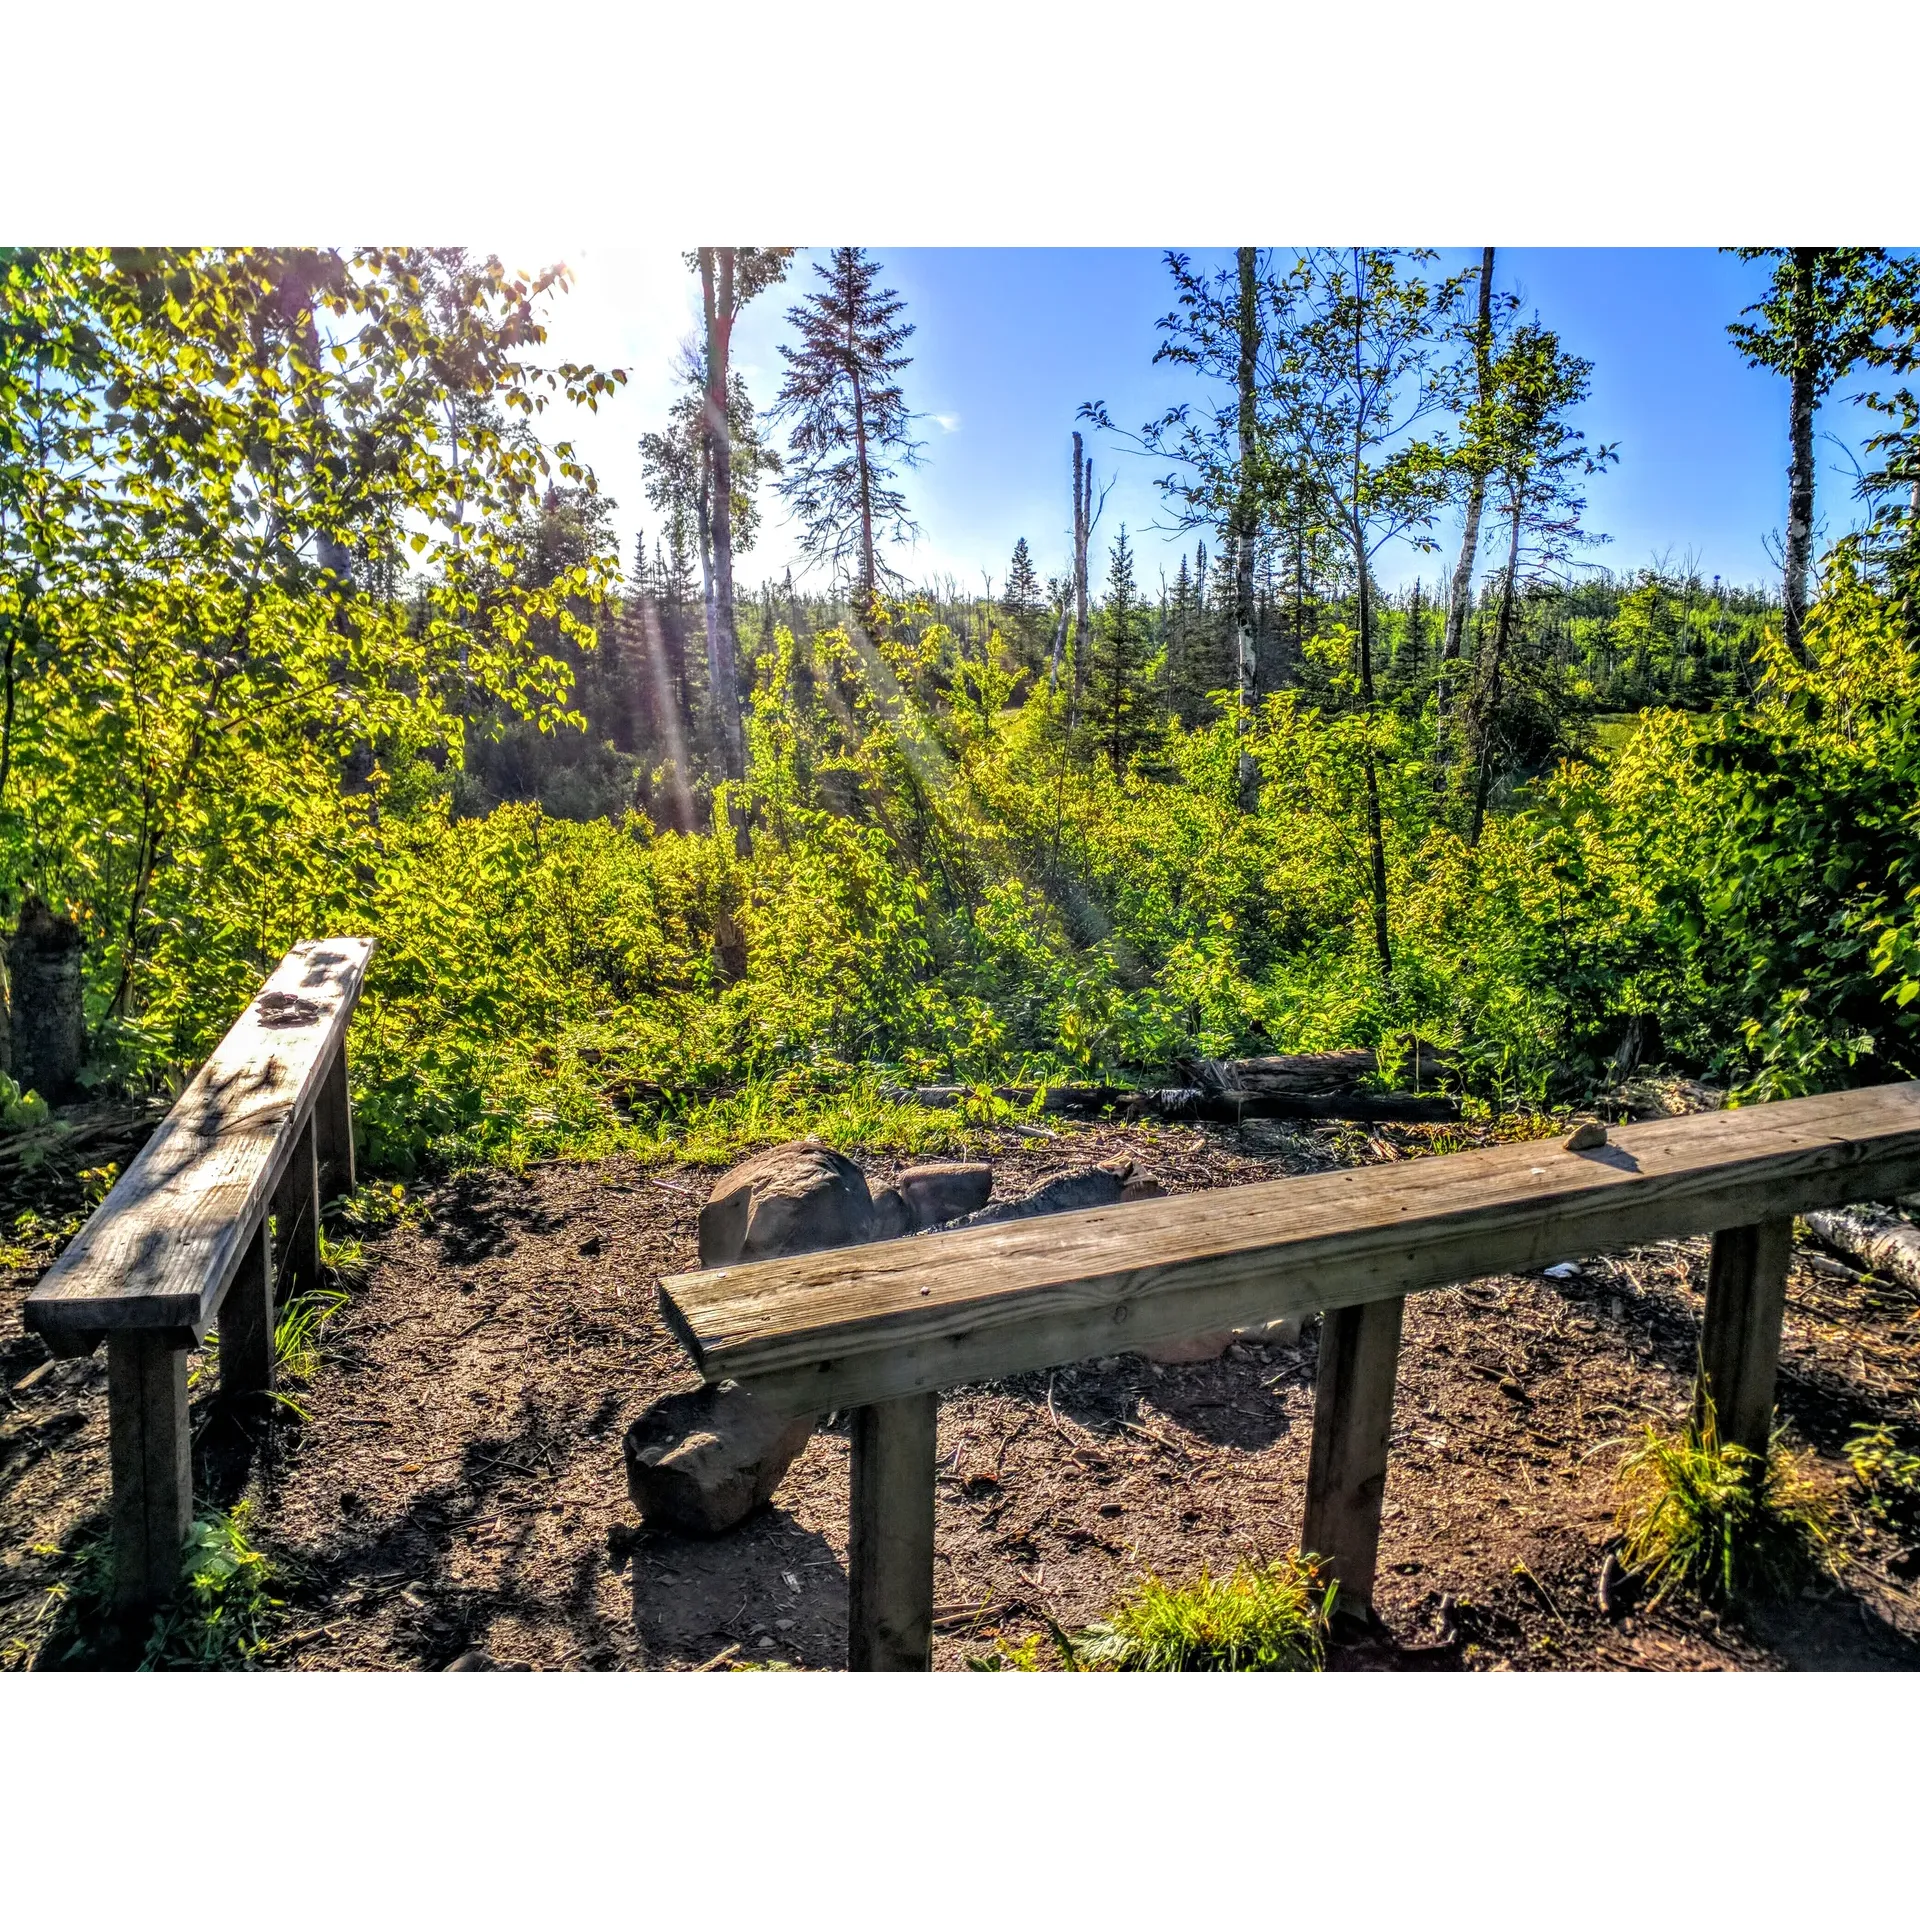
[{"left": 541, "top": 247, "right": 1898, "bottom": 602}]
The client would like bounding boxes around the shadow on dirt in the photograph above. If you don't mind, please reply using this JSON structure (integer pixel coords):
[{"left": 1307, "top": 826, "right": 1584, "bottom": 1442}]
[{"left": 419, "top": 1172, "right": 559, "bottom": 1266}]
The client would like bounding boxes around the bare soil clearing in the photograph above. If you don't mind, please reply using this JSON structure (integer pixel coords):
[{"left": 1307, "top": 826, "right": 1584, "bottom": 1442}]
[{"left": 7, "top": 1114, "right": 1920, "bottom": 1671}]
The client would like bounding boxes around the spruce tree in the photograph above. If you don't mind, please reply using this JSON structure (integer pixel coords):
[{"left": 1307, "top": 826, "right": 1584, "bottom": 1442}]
[
  {"left": 773, "top": 248, "right": 921, "bottom": 630},
  {"left": 1089, "top": 528, "right": 1157, "bottom": 772}
]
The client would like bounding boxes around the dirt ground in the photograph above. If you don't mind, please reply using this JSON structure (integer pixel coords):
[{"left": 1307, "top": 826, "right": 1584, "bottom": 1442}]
[{"left": 7, "top": 1112, "right": 1920, "bottom": 1672}]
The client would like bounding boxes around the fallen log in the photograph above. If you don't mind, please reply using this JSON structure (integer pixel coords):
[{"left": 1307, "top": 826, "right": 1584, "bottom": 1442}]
[
  {"left": 1804, "top": 1203, "right": 1920, "bottom": 1292},
  {"left": 889, "top": 1080, "right": 1460, "bottom": 1124}
]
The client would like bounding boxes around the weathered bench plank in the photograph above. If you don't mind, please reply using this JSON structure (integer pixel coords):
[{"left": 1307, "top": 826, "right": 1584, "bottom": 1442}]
[
  {"left": 25, "top": 938, "right": 373, "bottom": 1358},
  {"left": 660, "top": 1083, "right": 1920, "bottom": 1416}
]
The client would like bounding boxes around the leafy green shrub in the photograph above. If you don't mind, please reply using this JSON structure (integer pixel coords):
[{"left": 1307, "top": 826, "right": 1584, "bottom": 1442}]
[
  {"left": 23, "top": 1501, "right": 282, "bottom": 1672},
  {"left": 141, "top": 1502, "right": 283, "bottom": 1669},
  {"left": 1074, "top": 1554, "right": 1334, "bottom": 1672}
]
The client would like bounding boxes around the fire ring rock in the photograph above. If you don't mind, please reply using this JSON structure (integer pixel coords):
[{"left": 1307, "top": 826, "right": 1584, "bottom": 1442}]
[
  {"left": 697, "top": 1141, "right": 878, "bottom": 1266},
  {"left": 895, "top": 1161, "right": 993, "bottom": 1230},
  {"left": 622, "top": 1382, "right": 817, "bottom": 1537}
]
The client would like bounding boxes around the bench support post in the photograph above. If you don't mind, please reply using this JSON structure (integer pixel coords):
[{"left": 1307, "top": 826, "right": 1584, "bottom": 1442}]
[
  {"left": 1302, "top": 1294, "right": 1406, "bottom": 1618},
  {"left": 848, "top": 1392, "right": 937, "bottom": 1671},
  {"left": 313, "top": 1043, "right": 355, "bottom": 1202},
  {"left": 218, "top": 1219, "right": 276, "bottom": 1405},
  {"left": 1696, "top": 1218, "right": 1793, "bottom": 1459},
  {"left": 106, "top": 1333, "right": 193, "bottom": 1615},
  {"left": 272, "top": 1115, "right": 323, "bottom": 1301}
]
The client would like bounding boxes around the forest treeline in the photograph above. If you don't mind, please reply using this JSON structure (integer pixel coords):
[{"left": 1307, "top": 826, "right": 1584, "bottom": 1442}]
[{"left": 3, "top": 244, "right": 1918, "bottom": 1173}]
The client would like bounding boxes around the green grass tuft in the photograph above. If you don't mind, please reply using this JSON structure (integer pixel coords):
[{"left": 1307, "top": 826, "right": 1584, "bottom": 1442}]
[
  {"left": 1073, "top": 1554, "right": 1334, "bottom": 1672},
  {"left": 269, "top": 1288, "right": 350, "bottom": 1418},
  {"left": 1612, "top": 1398, "right": 1835, "bottom": 1608}
]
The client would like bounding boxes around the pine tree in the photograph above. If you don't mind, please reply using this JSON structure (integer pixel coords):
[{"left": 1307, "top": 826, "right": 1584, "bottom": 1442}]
[
  {"left": 1001, "top": 535, "right": 1046, "bottom": 675},
  {"left": 773, "top": 248, "right": 921, "bottom": 630},
  {"left": 1089, "top": 528, "right": 1157, "bottom": 772}
]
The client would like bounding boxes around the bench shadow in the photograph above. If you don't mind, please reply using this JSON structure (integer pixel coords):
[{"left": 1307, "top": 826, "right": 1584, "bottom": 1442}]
[
  {"left": 271, "top": 1401, "right": 612, "bottom": 1670},
  {"left": 619, "top": 1505, "right": 851, "bottom": 1670},
  {"left": 989, "top": 1337, "right": 1312, "bottom": 1454},
  {"left": 1529, "top": 1259, "right": 1920, "bottom": 1446}
]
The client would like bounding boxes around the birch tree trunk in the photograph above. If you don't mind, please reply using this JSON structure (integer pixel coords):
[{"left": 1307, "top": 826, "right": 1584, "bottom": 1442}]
[
  {"left": 1438, "top": 247, "right": 1496, "bottom": 749},
  {"left": 695, "top": 444, "right": 721, "bottom": 750},
  {"left": 699, "top": 249, "right": 746, "bottom": 782},
  {"left": 1354, "top": 514, "right": 1392, "bottom": 979},
  {"left": 1071, "top": 431, "right": 1090, "bottom": 726},
  {"left": 1782, "top": 246, "right": 1819, "bottom": 668},
  {"left": 1233, "top": 245, "right": 1260, "bottom": 810}
]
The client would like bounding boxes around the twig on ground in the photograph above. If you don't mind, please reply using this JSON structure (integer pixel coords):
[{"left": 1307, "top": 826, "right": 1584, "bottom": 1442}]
[
  {"left": 693, "top": 1642, "right": 741, "bottom": 1672},
  {"left": 1120, "top": 1418, "right": 1186, "bottom": 1457},
  {"left": 446, "top": 1303, "right": 503, "bottom": 1342}
]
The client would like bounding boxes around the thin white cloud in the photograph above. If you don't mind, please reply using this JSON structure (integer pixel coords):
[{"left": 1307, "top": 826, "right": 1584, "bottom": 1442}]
[{"left": 932, "top": 412, "right": 962, "bottom": 433}]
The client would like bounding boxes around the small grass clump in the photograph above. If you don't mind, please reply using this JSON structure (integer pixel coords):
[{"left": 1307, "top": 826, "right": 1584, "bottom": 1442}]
[
  {"left": 270, "top": 1288, "right": 350, "bottom": 1417},
  {"left": 1844, "top": 1423, "right": 1920, "bottom": 1523},
  {"left": 1074, "top": 1554, "right": 1335, "bottom": 1672},
  {"left": 1612, "top": 1401, "right": 1835, "bottom": 1609}
]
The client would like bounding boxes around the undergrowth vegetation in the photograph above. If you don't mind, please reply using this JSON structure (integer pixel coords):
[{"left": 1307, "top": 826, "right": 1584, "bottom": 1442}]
[
  {"left": 25, "top": 569, "right": 1920, "bottom": 1185},
  {"left": 17, "top": 1500, "right": 282, "bottom": 1672},
  {"left": 970, "top": 1554, "right": 1334, "bottom": 1672},
  {"left": 1075, "top": 1554, "right": 1335, "bottom": 1671},
  {"left": 1611, "top": 1401, "right": 1837, "bottom": 1608}
]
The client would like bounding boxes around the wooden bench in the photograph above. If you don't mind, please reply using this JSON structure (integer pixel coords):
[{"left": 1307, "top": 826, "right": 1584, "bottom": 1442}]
[
  {"left": 659, "top": 1081, "right": 1920, "bottom": 1669},
  {"left": 25, "top": 938, "right": 374, "bottom": 1614}
]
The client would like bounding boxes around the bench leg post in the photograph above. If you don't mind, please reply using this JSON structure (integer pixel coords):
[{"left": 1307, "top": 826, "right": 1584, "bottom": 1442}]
[
  {"left": 218, "top": 1219, "right": 276, "bottom": 1405},
  {"left": 106, "top": 1333, "right": 193, "bottom": 1616},
  {"left": 1302, "top": 1294, "right": 1406, "bottom": 1618},
  {"left": 848, "top": 1392, "right": 937, "bottom": 1672},
  {"left": 272, "top": 1115, "right": 323, "bottom": 1301},
  {"left": 313, "top": 1043, "right": 355, "bottom": 1202},
  {"left": 1696, "top": 1218, "right": 1793, "bottom": 1460}
]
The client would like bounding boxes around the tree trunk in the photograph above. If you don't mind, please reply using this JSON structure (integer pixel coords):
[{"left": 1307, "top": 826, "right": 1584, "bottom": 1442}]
[
  {"left": 1468, "top": 497, "right": 1526, "bottom": 845},
  {"left": 1354, "top": 521, "right": 1392, "bottom": 979},
  {"left": 695, "top": 445, "right": 722, "bottom": 748},
  {"left": 1783, "top": 247, "right": 1818, "bottom": 668},
  {"left": 9, "top": 898, "right": 85, "bottom": 1102},
  {"left": 1071, "top": 432, "right": 1091, "bottom": 726},
  {"left": 699, "top": 249, "right": 747, "bottom": 782},
  {"left": 1233, "top": 245, "right": 1260, "bottom": 811},
  {"left": 1438, "top": 246, "right": 1496, "bottom": 746}
]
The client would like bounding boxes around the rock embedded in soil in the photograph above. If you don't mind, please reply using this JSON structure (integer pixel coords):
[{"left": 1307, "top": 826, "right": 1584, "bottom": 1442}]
[
  {"left": 894, "top": 1161, "right": 993, "bottom": 1230},
  {"left": 697, "top": 1141, "right": 879, "bottom": 1266},
  {"left": 953, "top": 1157, "right": 1136, "bottom": 1228},
  {"left": 622, "top": 1382, "right": 817, "bottom": 1537}
]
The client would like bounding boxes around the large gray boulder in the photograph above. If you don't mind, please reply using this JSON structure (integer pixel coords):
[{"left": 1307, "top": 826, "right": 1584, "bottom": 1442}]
[
  {"left": 697, "top": 1141, "right": 878, "bottom": 1266},
  {"left": 622, "top": 1382, "right": 817, "bottom": 1536}
]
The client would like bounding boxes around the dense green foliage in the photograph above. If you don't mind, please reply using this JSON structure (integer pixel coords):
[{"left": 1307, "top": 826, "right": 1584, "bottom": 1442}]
[{"left": 5, "top": 245, "right": 1919, "bottom": 1182}]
